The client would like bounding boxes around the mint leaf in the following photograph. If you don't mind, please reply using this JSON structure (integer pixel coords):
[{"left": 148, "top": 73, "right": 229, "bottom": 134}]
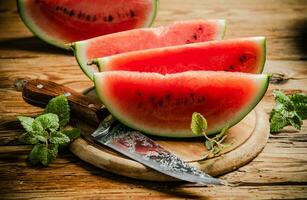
[
  {"left": 32, "top": 113, "right": 59, "bottom": 133},
  {"left": 20, "top": 132, "right": 47, "bottom": 144},
  {"left": 290, "top": 93, "right": 307, "bottom": 120},
  {"left": 50, "top": 131, "right": 70, "bottom": 145},
  {"left": 29, "top": 144, "right": 59, "bottom": 166},
  {"left": 29, "top": 144, "right": 43, "bottom": 165},
  {"left": 191, "top": 112, "right": 207, "bottom": 135},
  {"left": 45, "top": 95, "right": 70, "bottom": 127},
  {"left": 45, "top": 144, "right": 59, "bottom": 166},
  {"left": 17, "top": 116, "right": 34, "bottom": 132},
  {"left": 62, "top": 127, "right": 81, "bottom": 141},
  {"left": 270, "top": 90, "right": 307, "bottom": 133}
]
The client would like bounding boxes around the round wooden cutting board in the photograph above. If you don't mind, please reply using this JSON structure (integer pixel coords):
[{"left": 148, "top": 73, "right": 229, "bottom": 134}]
[{"left": 69, "top": 89, "right": 270, "bottom": 181}]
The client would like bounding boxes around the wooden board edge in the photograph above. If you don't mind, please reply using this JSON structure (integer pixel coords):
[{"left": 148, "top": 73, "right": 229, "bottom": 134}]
[{"left": 69, "top": 106, "right": 269, "bottom": 181}]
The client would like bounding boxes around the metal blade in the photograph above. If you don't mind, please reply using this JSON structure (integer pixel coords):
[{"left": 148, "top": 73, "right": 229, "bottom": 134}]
[{"left": 92, "top": 119, "right": 223, "bottom": 185}]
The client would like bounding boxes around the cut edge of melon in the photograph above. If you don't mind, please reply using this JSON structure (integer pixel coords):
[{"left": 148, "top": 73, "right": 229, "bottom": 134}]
[
  {"left": 96, "top": 36, "right": 267, "bottom": 74},
  {"left": 94, "top": 71, "right": 270, "bottom": 138},
  {"left": 71, "top": 0, "right": 159, "bottom": 80},
  {"left": 17, "top": 0, "right": 70, "bottom": 49}
]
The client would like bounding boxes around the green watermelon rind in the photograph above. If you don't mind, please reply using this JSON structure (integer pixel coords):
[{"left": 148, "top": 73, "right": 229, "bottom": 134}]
[
  {"left": 73, "top": 19, "right": 226, "bottom": 80},
  {"left": 94, "top": 72, "right": 270, "bottom": 138},
  {"left": 17, "top": 0, "right": 69, "bottom": 49},
  {"left": 96, "top": 37, "right": 266, "bottom": 74},
  {"left": 17, "top": 0, "right": 159, "bottom": 50}
]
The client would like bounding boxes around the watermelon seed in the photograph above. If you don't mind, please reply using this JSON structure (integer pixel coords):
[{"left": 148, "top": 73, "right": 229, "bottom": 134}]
[
  {"left": 240, "top": 55, "right": 248, "bottom": 62},
  {"left": 137, "top": 91, "right": 142, "bottom": 97},
  {"left": 198, "top": 26, "right": 203, "bottom": 31},
  {"left": 150, "top": 96, "right": 156, "bottom": 101},
  {"left": 69, "top": 10, "right": 75, "bottom": 16},
  {"left": 165, "top": 94, "right": 171, "bottom": 99},
  {"left": 108, "top": 15, "right": 114, "bottom": 22},
  {"left": 186, "top": 40, "right": 191, "bottom": 44},
  {"left": 130, "top": 10, "right": 135, "bottom": 17},
  {"left": 86, "top": 15, "right": 91, "bottom": 21},
  {"left": 229, "top": 65, "right": 235, "bottom": 70},
  {"left": 55, "top": 6, "right": 60, "bottom": 11},
  {"left": 158, "top": 100, "right": 164, "bottom": 107},
  {"left": 92, "top": 15, "right": 97, "bottom": 22},
  {"left": 63, "top": 8, "right": 67, "bottom": 13},
  {"left": 193, "top": 34, "right": 198, "bottom": 40}
]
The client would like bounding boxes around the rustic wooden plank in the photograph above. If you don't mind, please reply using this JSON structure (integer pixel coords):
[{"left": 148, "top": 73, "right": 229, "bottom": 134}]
[
  {"left": 1, "top": 0, "right": 307, "bottom": 60},
  {"left": 1, "top": 0, "right": 307, "bottom": 199}
]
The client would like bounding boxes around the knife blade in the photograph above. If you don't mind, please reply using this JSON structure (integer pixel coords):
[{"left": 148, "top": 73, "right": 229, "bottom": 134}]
[{"left": 21, "top": 79, "right": 223, "bottom": 185}]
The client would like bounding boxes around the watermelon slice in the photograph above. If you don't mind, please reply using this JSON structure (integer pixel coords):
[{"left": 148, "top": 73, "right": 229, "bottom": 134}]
[
  {"left": 17, "top": 0, "right": 159, "bottom": 49},
  {"left": 72, "top": 20, "right": 226, "bottom": 80},
  {"left": 94, "top": 71, "right": 269, "bottom": 138},
  {"left": 94, "top": 37, "right": 266, "bottom": 74}
]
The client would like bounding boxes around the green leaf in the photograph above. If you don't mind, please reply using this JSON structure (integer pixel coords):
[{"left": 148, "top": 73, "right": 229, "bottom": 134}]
[
  {"left": 270, "top": 90, "right": 306, "bottom": 133},
  {"left": 20, "top": 132, "right": 47, "bottom": 144},
  {"left": 62, "top": 127, "right": 81, "bottom": 141},
  {"left": 46, "top": 144, "right": 59, "bottom": 165},
  {"left": 50, "top": 131, "right": 70, "bottom": 145},
  {"left": 191, "top": 112, "right": 207, "bottom": 136},
  {"left": 32, "top": 113, "right": 59, "bottom": 133},
  {"left": 290, "top": 93, "right": 307, "bottom": 120},
  {"left": 214, "top": 125, "right": 229, "bottom": 140},
  {"left": 29, "top": 144, "right": 59, "bottom": 166},
  {"left": 44, "top": 95, "right": 70, "bottom": 127},
  {"left": 205, "top": 140, "right": 213, "bottom": 150},
  {"left": 17, "top": 116, "right": 34, "bottom": 132},
  {"left": 29, "top": 144, "right": 43, "bottom": 165}
]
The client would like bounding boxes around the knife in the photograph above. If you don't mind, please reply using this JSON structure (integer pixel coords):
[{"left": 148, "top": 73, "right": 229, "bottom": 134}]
[{"left": 21, "top": 79, "right": 223, "bottom": 185}]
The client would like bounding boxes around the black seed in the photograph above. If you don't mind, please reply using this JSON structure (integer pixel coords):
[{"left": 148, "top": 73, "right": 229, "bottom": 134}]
[
  {"left": 186, "top": 40, "right": 191, "bottom": 44},
  {"left": 55, "top": 6, "right": 60, "bottom": 11},
  {"left": 229, "top": 65, "right": 235, "bottom": 70},
  {"left": 108, "top": 15, "right": 114, "bottom": 22},
  {"left": 69, "top": 10, "right": 74, "bottom": 16},
  {"left": 63, "top": 8, "right": 67, "bottom": 13},
  {"left": 165, "top": 94, "right": 171, "bottom": 99},
  {"left": 240, "top": 55, "right": 248, "bottom": 62},
  {"left": 137, "top": 91, "right": 142, "bottom": 97},
  {"left": 158, "top": 100, "right": 163, "bottom": 107},
  {"left": 92, "top": 15, "right": 97, "bottom": 21},
  {"left": 130, "top": 10, "right": 135, "bottom": 17},
  {"left": 193, "top": 34, "right": 197, "bottom": 40},
  {"left": 86, "top": 15, "right": 91, "bottom": 21}
]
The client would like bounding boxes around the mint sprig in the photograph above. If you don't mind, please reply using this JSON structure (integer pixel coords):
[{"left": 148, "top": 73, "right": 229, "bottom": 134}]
[
  {"left": 17, "top": 95, "right": 81, "bottom": 166},
  {"left": 191, "top": 112, "right": 230, "bottom": 159},
  {"left": 270, "top": 90, "right": 307, "bottom": 133}
]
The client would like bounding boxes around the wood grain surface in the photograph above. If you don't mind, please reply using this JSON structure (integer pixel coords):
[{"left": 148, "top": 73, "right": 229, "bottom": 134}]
[{"left": 0, "top": 0, "right": 307, "bottom": 199}]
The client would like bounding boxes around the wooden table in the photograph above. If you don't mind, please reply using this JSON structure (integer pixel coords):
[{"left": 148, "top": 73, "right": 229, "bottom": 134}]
[{"left": 1, "top": 1, "right": 307, "bottom": 199}]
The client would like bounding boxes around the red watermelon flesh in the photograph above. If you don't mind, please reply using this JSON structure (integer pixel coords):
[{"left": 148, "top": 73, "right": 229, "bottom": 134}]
[
  {"left": 94, "top": 71, "right": 269, "bottom": 138},
  {"left": 73, "top": 20, "right": 226, "bottom": 80},
  {"left": 95, "top": 37, "right": 266, "bottom": 74},
  {"left": 17, "top": 0, "right": 158, "bottom": 49}
]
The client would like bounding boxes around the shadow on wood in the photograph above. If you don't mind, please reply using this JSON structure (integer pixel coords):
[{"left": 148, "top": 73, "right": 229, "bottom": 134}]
[
  {"left": 0, "top": 36, "right": 72, "bottom": 56},
  {"left": 293, "top": 19, "right": 307, "bottom": 59}
]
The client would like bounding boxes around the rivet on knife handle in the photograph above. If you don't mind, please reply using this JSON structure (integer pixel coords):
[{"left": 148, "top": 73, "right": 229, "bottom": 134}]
[{"left": 22, "top": 79, "right": 109, "bottom": 126}]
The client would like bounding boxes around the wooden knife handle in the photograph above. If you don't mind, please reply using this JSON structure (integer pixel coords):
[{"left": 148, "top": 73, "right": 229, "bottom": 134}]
[{"left": 22, "top": 79, "right": 109, "bottom": 126}]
